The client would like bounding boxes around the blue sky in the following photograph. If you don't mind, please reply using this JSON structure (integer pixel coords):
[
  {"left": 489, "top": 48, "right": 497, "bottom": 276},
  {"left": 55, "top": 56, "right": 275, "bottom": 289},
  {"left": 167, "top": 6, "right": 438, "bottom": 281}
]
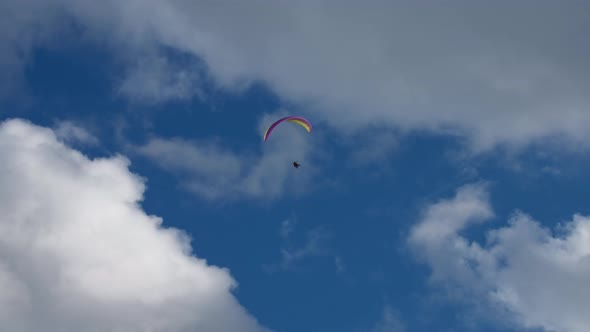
[{"left": 1, "top": 2, "right": 590, "bottom": 332}]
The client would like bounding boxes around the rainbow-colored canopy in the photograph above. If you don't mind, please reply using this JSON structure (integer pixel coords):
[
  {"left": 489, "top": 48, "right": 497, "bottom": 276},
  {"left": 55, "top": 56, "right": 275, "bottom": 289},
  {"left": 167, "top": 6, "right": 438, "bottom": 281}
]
[{"left": 263, "top": 116, "right": 312, "bottom": 142}]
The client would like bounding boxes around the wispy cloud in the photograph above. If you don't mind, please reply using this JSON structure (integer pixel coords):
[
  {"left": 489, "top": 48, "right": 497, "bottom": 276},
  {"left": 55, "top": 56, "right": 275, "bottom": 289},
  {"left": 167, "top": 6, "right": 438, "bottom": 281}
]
[
  {"left": 135, "top": 136, "right": 243, "bottom": 199},
  {"left": 409, "top": 183, "right": 590, "bottom": 332},
  {"left": 334, "top": 256, "right": 345, "bottom": 274},
  {"left": 135, "top": 112, "right": 316, "bottom": 200},
  {"left": 53, "top": 120, "right": 99, "bottom": 146},
  {"left": 118, "top": 55, "right": 203, "bottom": 104},
  {"left": 279, "top": 217, "right": 296, "bottom": 239},
  {"left": 349, "top": 130, "right": 399, "bottom": 167},
  {"left": 279, "top": 227, "right": 332, "bottom": 270},
  {"left": 370, "top": 305, "right": 406, "bottom": 332},
  {"left": 265, "top": 215, "right": 339, "bottom": 273},
  {"left": 3, "top": 1, "right": 590, "bottom": 150}
]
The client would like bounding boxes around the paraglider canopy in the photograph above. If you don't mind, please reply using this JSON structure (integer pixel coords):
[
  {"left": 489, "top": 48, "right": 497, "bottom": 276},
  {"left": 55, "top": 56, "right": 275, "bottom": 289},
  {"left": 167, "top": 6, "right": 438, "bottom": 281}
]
[{"left": 263, "top": 116, "right": 312, "bottom": 142}]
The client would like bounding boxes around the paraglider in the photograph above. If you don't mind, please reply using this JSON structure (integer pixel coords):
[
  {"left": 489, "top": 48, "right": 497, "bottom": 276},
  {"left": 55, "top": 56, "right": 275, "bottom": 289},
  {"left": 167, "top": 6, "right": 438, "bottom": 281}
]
[
  {"left": 263, "top": 116, "right": 312, "bottom": 142},
  {"left": 263, "top": 115, "right": 312, "bottom": 169}
]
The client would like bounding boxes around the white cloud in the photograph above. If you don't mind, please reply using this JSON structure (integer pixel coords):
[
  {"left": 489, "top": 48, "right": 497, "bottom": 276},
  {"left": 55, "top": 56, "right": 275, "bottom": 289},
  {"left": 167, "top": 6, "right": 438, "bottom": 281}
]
[
  {"left": 0, "top": 118, "right": 269, "bottom": 332},
  {"left": 409, "top": 183, "right": 590, "bottom": 332},
  {"left": 135, "top": 112, "right": 316, "bottom": 200},
  {"left": 3, "top": 1, "right": 590, "bottom": 151}
]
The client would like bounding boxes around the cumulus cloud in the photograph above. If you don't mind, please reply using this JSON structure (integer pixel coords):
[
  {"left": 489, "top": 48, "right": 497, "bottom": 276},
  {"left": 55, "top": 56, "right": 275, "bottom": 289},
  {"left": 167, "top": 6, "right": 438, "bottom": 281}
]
[
  {"left": 409, "top": 183, "right": 590, "bottom": 332},
  {"left": 0, "top": 118, "right": 268, "bottom": 332},
  {"left": 135, "top": 112, "right": 316, "bottom": 200},
  {"left": 3, "top": 1, "right": 590, "bottom": 150}
]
